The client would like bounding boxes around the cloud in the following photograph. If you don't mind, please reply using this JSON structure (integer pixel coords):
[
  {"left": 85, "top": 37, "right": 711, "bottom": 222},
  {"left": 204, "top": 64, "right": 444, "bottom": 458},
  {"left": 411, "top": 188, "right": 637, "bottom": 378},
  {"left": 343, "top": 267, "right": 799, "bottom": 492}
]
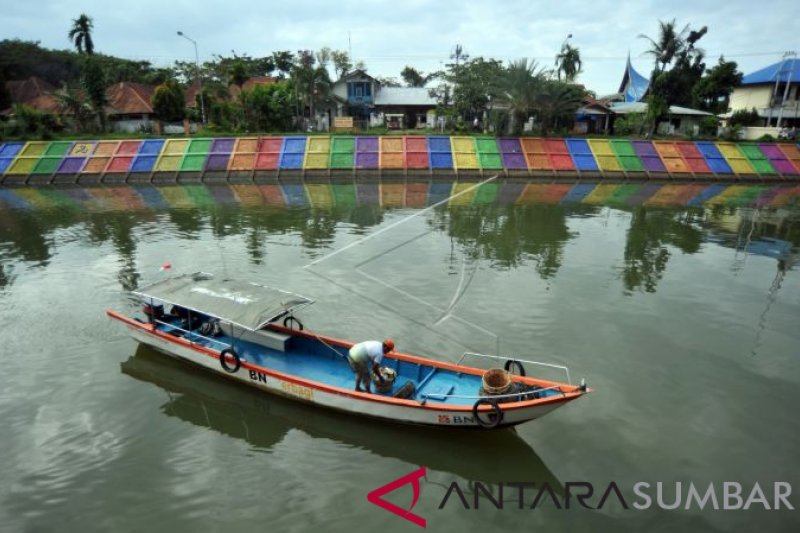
[{"left": 7, "top": 0, "right": 799, "bottom": 95}]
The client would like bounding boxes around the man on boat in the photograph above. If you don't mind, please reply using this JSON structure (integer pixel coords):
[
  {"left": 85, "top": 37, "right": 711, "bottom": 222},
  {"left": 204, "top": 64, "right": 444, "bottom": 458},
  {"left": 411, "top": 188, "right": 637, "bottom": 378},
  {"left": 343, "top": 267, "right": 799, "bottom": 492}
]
[{"left": 347, "top": 339, "right": 394, "bottom": 393}]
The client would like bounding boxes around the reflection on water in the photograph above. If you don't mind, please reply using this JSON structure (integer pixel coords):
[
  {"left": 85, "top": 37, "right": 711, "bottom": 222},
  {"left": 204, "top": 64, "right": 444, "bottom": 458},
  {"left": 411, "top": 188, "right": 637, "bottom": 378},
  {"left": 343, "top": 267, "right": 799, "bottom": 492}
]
[{"left": 122, "top": 345, "right": 561, "bottom": 488}]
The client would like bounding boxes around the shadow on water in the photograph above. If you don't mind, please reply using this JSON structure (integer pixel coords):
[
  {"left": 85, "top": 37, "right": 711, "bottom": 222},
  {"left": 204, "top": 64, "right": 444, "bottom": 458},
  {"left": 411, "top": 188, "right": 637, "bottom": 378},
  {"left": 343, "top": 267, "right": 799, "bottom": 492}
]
[{"left": 121, "top": 344, "right": 562, "bottom": 488}]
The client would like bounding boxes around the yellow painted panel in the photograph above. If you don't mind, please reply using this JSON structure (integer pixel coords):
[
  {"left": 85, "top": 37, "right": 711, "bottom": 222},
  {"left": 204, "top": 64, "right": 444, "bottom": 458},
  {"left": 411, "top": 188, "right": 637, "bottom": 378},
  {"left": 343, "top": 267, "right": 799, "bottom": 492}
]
[
  {"left": 588, "top": 139, "right": 614, "bottom": 156},
  {"left": 451, "top": 137, "right": 476, "bottom": 153},
  {"left": 595, "top": 155, "right": 622, "bottom": 171},
  {"left": 20, "top": 142, "right": 48, "bottom": 157},
  {"left": 304, "top": 184, "right": 333, "bottom": 208},
  {"left": 380, "top": 137, "right": 404, "bottom": 152},
  {"left": 155, "top": 155, "right": 182, "bottom": 171},
  {"left": 70, "top": 142, "right": 95, "bottom": 156},
  {"left": 449, "top": 182, "right": 476, "bottom": 206},
  {"left": 716, "top": 143, "right": 744, "bottom": 159},
  {"left": 234, "top": 138, "right": 259, "bottom": 153},
  {"left": 163, "top": 139, "right": 189, "bottom": 155},
  {"left": 8, "top": 158, "right": 38, "bottom": 174},
  {"left": 728, "top": 159, "right": 756, "bottom": 174},
  {"left": 93, "top": 141, "right": 119, "bottom": 156},
  {"left": 304, "top": 153, "right": 329, "bottom": 169},
  {"left": 454, "top": 152, "right": 479, "bottom": 169},
  {"left": 307, "top": 137, "right": 331, "bottom": 153}
]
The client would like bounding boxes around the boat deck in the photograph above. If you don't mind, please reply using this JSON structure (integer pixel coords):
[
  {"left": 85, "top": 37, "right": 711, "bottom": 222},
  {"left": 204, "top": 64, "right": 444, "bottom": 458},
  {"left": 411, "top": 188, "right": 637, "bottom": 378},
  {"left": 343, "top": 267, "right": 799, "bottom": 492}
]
[{"left": 151, "top": 317, "right": 560, "bottom": 405}]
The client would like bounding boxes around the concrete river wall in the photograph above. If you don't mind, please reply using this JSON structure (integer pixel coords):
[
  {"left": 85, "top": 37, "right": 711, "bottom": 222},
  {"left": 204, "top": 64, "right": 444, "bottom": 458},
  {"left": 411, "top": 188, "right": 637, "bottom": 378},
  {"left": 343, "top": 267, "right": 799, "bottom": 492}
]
[{"left": 1, "top": 136, "right": 799, "bottom": 185}]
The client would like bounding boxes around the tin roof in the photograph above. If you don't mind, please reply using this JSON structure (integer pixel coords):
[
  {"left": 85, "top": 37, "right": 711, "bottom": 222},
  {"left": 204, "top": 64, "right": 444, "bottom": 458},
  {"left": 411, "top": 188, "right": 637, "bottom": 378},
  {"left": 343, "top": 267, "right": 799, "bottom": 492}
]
[
  {"left": 742, "top": 58, "right": 800, "bottom": 85},
  {"left": 374, "top": 87, "right": 437, "bottom": 106}
]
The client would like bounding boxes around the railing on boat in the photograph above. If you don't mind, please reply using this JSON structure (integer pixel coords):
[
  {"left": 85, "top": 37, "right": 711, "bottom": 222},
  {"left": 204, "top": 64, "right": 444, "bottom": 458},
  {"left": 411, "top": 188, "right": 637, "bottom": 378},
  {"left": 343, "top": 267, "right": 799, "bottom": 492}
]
[
  {"left": 153, "top": 319, "right": 232, "bottom": 351},
  {"left": 420, "top": 385, "right": 564, "bottom": 403},
  {"left": 456, "top": 352, "right": 572, "bottom": 385}
]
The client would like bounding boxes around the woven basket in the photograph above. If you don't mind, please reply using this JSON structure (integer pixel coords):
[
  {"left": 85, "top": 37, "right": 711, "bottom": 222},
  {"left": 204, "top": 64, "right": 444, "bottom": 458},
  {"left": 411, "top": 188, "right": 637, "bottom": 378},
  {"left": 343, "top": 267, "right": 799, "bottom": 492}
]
[
  {"left": 481, "top": 368, "right": 512, "bottom": 395},
  {"left": 373, "top": 367, "right": 396, "bottom": 393}
]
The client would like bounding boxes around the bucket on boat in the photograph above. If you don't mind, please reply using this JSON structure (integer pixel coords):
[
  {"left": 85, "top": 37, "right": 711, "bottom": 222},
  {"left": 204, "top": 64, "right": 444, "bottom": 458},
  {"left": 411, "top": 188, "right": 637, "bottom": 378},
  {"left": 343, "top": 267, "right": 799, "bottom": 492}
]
[
  {"left": 481, "top": 368, "right": 512, "bottom": 395},
  {"left": 372, "top": 367, "right": 396, "bottom": 393}
]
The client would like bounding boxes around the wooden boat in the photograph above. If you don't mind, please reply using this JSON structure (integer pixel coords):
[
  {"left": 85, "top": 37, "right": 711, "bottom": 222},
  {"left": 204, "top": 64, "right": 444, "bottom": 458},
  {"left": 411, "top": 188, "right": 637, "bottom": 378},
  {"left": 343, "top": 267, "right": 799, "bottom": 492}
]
[{"left": 107, "top": 272, "right": 590, "bottom": 429}]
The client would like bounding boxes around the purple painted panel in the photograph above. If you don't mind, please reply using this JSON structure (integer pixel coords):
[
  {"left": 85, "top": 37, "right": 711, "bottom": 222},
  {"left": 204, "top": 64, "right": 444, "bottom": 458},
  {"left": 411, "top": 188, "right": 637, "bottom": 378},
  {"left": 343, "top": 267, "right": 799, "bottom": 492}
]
[
  {"left": 57, "top": 157, "right": 86, "bottom": 173},
  {"left": 642, "top": 156, "right": 666, "bottom": 172},
  {"left": 356, "top": 137, "right": 379, "bottom": 153},
  {"left": 758, "top": 144, "right": 785, "bottom": 159},
  {"left": 633, "top": 141, "right": 658, "bottom": 157},
  {"left": 502, "top": 153, "right": 528, "bottom": 169},
  {"left": 498, "top": 138, "right": 522, "bottom": 153},
  {"left": 772, "top": 159, "right": 799, "bottom": 175},
  {"left": 206, "top": 153, "right": 231, "bottom": 171},
  {"left": 211, "top": 138, "right": 236, "bottom": 153},
  {"left": 356, "top": 152, "right": 379, "bottom": 168}
]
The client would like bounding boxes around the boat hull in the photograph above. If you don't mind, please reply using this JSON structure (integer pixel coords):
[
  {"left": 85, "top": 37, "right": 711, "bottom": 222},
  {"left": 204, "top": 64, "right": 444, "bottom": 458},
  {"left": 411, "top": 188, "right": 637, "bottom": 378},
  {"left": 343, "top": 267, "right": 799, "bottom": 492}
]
[{"left": 111, "top": 312, "right": 581, "bottom": 429}]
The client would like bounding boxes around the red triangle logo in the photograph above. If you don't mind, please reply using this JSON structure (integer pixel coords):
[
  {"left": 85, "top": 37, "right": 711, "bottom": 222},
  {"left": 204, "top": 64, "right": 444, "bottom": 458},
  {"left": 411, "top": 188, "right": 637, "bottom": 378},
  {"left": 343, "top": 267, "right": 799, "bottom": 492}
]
[{"left": 367, "top": 466, "right": 427, "bottom": 528}]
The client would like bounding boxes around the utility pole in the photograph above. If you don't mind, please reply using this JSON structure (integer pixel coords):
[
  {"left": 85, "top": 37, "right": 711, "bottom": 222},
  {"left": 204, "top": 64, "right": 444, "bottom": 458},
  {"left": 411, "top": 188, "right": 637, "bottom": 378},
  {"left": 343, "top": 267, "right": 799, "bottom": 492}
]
[{"left": 177, "top": 30, "right": 207, "bottom": 126}]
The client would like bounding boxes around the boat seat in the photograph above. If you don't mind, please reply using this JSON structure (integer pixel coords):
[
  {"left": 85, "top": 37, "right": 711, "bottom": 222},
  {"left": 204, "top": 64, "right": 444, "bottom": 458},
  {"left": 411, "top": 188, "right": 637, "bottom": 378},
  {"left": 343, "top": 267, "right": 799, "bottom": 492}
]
[{"left": 421, "top": 384, "right": 455, "bottom": 401}]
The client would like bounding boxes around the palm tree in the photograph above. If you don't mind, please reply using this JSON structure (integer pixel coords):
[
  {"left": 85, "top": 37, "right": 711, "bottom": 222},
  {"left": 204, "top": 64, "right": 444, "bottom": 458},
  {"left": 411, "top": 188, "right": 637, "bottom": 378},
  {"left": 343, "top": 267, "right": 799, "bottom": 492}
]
[
  {"left": 501, "top": 58, "right": 547, "bottom": 135},
  {"left": 555, "top": 44, "right": 582, "bottom": 82},
  {"left": 535, "top": 80, "right": 584, "bottom": 133},
  {"left": 68, "top": 14, "right": 95, "bottom": 55},
  {"left": 638, "top": 19, "right": 689, "bottom": 72}
]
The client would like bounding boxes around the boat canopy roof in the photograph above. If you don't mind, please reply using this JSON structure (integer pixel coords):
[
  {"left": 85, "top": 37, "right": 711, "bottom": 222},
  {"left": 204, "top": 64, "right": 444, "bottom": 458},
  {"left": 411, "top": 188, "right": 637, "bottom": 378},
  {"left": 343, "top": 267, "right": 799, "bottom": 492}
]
[{"left": 133, "top": 272, "right": 313, "bottom": 331}]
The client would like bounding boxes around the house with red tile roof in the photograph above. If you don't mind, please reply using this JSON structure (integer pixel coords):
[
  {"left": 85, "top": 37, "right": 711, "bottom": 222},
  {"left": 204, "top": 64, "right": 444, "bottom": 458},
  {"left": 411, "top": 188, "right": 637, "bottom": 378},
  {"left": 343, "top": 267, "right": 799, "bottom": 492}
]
[
  {"left": 104, "top": 81, "right": 157, "bottom": 132},
  {"left": 2, "top": 76, "right": 62, "bottom": 115}
]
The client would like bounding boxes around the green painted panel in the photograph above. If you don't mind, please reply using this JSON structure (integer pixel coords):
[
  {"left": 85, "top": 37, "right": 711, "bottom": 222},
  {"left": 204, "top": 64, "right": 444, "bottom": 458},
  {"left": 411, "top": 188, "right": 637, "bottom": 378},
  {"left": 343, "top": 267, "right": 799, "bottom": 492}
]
[
  {"left": 749, "top": 159, "right": 775, "bottom": 174},
  {"left": 32, "top": 157, "right": 62, "bottom": 174},
  {"left": 610, "top": 140, "right": 636, "bottom": 157},
  {"left": 478, "top": 153, "right": 503, "bottom": 169},
  {"left": 739, "top": 144, "right": 766, "bottom": 160},
  {"left": 619, "top": 155, "right": 644, "bottom": 172},
  {"left": 44, "top": 141, "right": 72, "bottom": 156},
  {"left": 181, "top": 154, "right": 208, "bottom": 171},
  {"left": 331, "top": 137, "right": 355, "bottom": 153},
  {"left": 187, "top": 139, "right": 213, "bottom": 154},
  {"left": 475, "top": 138, "right": 500, "bottom": 153},
  {"left": 330, "top": 152, "right": 354, "bottom": 168}
]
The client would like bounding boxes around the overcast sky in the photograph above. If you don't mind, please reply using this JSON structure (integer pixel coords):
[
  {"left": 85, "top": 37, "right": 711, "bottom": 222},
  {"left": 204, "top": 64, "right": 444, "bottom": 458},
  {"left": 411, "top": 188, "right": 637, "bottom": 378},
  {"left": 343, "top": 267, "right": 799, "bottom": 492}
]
[{"left": 6, "top": 0, "right": 799, "bottom": 95}]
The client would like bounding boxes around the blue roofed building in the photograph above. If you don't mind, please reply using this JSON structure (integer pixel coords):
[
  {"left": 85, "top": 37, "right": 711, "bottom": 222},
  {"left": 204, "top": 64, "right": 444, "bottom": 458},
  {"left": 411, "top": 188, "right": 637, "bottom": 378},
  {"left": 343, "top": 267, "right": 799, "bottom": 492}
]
[
  {"left": 617, "top": 54, "right": 650, "bottom": 103},
  {"left": 728, "top": 54, "right": 799, "bottom": 128}
]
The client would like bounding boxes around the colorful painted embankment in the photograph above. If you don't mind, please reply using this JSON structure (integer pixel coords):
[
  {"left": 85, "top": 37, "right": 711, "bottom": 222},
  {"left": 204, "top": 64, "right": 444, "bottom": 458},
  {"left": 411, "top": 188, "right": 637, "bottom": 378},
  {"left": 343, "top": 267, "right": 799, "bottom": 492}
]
[
  {"left": 1, "top": 136, "right": 800, "bottom": 184},
  {"left": 1, "top": 182, "right": 799, "bottom": 212}
]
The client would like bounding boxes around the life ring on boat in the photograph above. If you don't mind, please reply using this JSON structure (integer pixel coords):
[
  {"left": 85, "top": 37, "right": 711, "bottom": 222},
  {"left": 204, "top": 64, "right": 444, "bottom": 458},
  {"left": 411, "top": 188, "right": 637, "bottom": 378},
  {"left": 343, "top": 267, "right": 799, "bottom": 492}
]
[
  {"left": 472, "top": 398, "right": 503, "bottom": 429},
  {"left": 504, "top": 359, "right": 526, "bottom": 377},
  {"left": 283, "top": 316, "right": 304, "bottom": 331},
  {"left": 220, "top": 348, "right": 241, "bottom": 373}
]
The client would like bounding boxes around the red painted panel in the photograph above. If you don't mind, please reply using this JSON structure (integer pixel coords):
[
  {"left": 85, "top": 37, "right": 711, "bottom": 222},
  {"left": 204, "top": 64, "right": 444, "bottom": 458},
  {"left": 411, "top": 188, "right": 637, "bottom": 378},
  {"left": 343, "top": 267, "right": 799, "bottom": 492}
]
[
  {"left": 550, "top": 153, "right": 575, "bottom": 170},
  {"left": 406, "top": 152, "right": 429, "bottom": 169},
  {"left": 255, "top": 153, "right": 279, "bottom": 170},
  {"left": 107, "top": 156, "right": 134, "bottom": 172},
  {"left": 258, "top": 138, "right": 284, "bottom": 153},
  {"left": 545, "top": 139, "right": 569, "bottom": 154}
]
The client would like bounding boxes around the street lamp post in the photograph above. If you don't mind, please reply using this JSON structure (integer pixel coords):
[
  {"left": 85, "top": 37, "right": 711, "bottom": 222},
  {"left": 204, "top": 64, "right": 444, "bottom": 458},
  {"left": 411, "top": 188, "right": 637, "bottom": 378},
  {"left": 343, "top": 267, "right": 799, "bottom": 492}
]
[{"left": 177, "top": 30, "right": 206, "bottom": 126}]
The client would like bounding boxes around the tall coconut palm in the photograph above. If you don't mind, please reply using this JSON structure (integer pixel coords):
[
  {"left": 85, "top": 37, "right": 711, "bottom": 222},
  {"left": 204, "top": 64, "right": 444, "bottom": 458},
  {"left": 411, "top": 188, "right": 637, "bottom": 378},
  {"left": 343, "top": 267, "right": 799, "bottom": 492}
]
[
  {"left": 555, "top": 44, "right": 582, "bottom": 82},
  {"left": 535, "top": 80, "right": 584, "bottom": 133},
  {"left": 501, "top": 58, "right": 547, "bottom": 135},
  {"left": 638, "top": 18, "right": 690, "bottom": 72},
  {"left": 68, "top": 14, "right": 95, "bottom": 55}
]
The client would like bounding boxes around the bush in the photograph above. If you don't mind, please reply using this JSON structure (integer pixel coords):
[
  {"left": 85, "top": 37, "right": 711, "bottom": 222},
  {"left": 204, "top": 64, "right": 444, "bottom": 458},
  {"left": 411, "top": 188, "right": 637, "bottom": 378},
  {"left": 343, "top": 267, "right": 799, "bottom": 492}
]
[
  {"left": 699, "top": 116, "right": 719, "bottom": 137},
  {"left": 613, "top": 113, "right": 647, "bottom": 136},
  {"left": 729, "top": 107, "right": 760, "bottom": 127}
]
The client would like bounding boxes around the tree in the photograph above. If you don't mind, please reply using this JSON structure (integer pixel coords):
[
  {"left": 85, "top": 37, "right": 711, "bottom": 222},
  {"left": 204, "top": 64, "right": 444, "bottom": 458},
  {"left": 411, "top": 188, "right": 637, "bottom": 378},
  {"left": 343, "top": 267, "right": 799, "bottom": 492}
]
[
  {"left": 151, "top": 80, "right": 185, "bottom": 123},
  {"left": 400, "top": 66, "right": 440, "bottom": 87},
  {"left": 331, "top": 50, "right": 352, "bottom": 79},
  {"left": 272, "top": 51, "right": 295, "bottom": 78},
  {"left": 692, "top": 56, "right": 742, "bottom": 113},
  {"left": 555, "top": 43, "right": 582, "bottom": 82},
  {"left": 535, "top": 80, "right": 584, "bottom": 133},
  {"left": 501, "top": 58, "right": 546, "bottom": 134},
  {"left": 290, "top": 50, "right": 332, "bottom": 123},
  {"left": 82, "top": 56, "right": 107, "bottom": 131},
  {"left": 56, "top": 82, "right": 93, "bottom": 133},
  {"left": 68, "top": 13, "right": 94, "bottom": 55},
  {"left": 638, "top": 18, "right": 690, "bottom": 73},
  {"left": 241, "top": 81, "right": 293, "bottom": 131}
]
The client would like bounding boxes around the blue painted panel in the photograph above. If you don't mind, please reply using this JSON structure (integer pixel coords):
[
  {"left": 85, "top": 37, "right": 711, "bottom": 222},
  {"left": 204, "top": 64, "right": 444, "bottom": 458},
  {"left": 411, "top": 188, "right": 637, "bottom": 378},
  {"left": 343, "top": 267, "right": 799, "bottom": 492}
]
[
  {"left": 707, "top": 158, "right": 733, "bottom": 174},
  {"left": 281, "top": 183, "right": 308, "bottom": 206},
  {"left": 428, "top": 182, "right": 453, "bottom": 205},
  {"left": 428, "top": 137, "right": 452, "bottom": 153},
  {"left": 430, "top": 152, "right": 453, "bottom": 169},
  {"left": 131, "top": 155, "right": 157, "bottom": 172},
  {"left": 0, "top": 142, "right": 24, "bottom": 158},
  {"left": 0, "top": 158, "right": 13, "bottom": 174},
  {"left": 283, "top": 137, "right": 307, "bottom": 154},
  {"left": 565, "top": 138, "right": 592, "bottom": 155},
  {"left": 280, "top": 153, "right": 304, "bottom": 169},
  {"left": 695, "top": 142, "right": 724, "bottom": 159},
  {"left": 139, "top": 140, "right": 165, "bottom": 155},
  {"left": 572, "top": 155, "right": 599, "bottom": 171}
]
